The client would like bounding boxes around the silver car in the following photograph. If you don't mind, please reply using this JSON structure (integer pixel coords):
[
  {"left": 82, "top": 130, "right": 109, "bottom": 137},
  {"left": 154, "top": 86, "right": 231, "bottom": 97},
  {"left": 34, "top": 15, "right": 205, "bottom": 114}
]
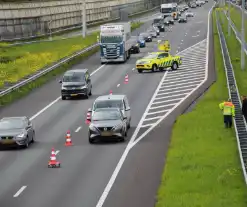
[
  {"left": 88, "top": 108, "right": 127, "bottom": 143},
  {"left": 0, "top": 117, "right": 35, "bottom": 148},
  {"left": 88, "top": 94, "right": 131, "bottom": 129}
]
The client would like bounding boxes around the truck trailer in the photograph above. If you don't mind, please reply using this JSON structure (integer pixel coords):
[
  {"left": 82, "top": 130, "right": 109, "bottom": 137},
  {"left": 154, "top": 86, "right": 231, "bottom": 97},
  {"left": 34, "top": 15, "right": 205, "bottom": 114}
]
[{"left": 99, "top": 22, "right": 132, "bottom": 64}]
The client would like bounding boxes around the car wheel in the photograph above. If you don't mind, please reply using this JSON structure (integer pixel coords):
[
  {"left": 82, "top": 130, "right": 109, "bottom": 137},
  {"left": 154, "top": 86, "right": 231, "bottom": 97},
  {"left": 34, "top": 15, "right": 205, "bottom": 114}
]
[
  {"left": 152, "top": 64, "right": 157, "bottom": 72},
  {"left": 89, "top": 137, "right": 94, "bottom": 144},
  {"left": 85, "top": 90, "right": 89, "bottom": 99},
  {"left": 61, "top": 96, "right": 66, "bottom": 100},
  {"left": 172, "top": 62, "right": 178, "bottom": 70},
  {"left": 137, "top": 48, "right": 140, "bottom": 53},
  {"left": 31, "top": 131, "right": 35, "bottom": 143},
  {"left": 138, "top": 69, "right": 143, "bottom": 73},
  {"left": 25, "top": 137, "right": 30, "bottom": 148},
  {"left": 89, "top": 87, "right": 92, "bottom": 96}
]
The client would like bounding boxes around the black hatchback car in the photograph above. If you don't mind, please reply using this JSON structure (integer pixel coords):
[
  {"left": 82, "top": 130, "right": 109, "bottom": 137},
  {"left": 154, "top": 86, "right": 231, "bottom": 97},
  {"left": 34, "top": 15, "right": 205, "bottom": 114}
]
[
  {"left": 60, "top": 69, "right": 92, "bottom": 100},
  {"left": 88, "top": 108, "right": 127, "bottom": 143}
]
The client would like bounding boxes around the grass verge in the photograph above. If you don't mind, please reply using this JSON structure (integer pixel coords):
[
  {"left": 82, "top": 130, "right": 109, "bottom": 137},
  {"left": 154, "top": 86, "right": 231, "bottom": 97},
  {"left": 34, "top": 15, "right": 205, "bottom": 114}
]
[
  {"left": 155, "top": 9, "right": 247, "bottom": 207},
  {"left": 218, "top": 10, "right": 247, "bottom": 94},
  {"left": 0, "top": 21, "right": 143, "bottom": 107}
]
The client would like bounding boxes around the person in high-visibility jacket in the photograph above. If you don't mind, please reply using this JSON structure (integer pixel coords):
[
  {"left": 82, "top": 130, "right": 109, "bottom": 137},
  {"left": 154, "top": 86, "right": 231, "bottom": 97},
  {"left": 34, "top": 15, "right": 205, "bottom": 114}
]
[{"left": 219, "top": 99, "right": 235, "bottom": 128}]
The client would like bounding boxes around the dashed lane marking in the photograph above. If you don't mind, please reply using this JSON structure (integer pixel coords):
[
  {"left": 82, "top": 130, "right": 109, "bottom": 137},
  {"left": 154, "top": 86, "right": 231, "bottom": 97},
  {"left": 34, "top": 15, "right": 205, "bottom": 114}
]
[
  {"left": 13, "top": 186, "right": 27, "bottom": 197},
  {"left": 75, "top": 126, "right": 81, "bottom": 132}
]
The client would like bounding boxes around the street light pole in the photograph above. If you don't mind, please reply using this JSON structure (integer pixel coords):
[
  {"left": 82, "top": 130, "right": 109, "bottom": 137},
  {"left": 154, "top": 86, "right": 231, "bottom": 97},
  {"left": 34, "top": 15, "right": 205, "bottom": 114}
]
[
  {"left": 228, "top": 0, "right": 231, "bottom": 36},
  {"left": 241, "top": 0, "right": 245, "bottom": 70},
  {"left": 82, "top": 0, "right": 86, "bottom": 37}
]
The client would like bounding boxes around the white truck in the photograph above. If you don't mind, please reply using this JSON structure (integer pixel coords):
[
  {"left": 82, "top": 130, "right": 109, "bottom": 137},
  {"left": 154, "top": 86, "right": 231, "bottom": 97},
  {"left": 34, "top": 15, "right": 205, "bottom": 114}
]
[
  {"left": 99, "top": 22, "right": 132, "bottom": 64},
  {"left": 160, "top": 3, "right": 176, "bottom": 18}
]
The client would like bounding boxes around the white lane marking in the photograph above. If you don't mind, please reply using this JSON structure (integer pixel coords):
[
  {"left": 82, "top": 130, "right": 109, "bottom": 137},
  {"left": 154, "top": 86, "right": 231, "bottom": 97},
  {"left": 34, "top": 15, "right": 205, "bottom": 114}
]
[
  {"left": 154, "top": 93, "right": 188, "bottom": 101},
  {"left": 161, "top": 77, "right": 203, "bottom": 85},
  {"left": 143, "top": 116, "right": 163, "bottom": 121},
  {"left": 157, "top": 88, "right": 193, "bottom": 96},
  {"left": 192, "top": 35, "right": 199, "bottom": 37},
  {"left": 166, "top": 71, "right": 205, "bottom": 78},
  {"left": 146, "top": 109, "right": 169, "bottom": 115},
  {"left": 141, "top": 123, "right": 154, "bottom": 128},
  {"left": 181, "top": 39, "right": 183, "bottom": 42},
  {"left": 55, "top": 150, "right": 60, "bottom": 155},
  {"left": 152, "top": 98, "right": 182, "bottom": 105},
  {"left": 165, "top": 73, "right": 205, "bottom": 81},
  {"left": 117, "top": 84, "right": 120, "bottom": 87},
  {"left": 160, "top": 80, "right": 201, "bottom": 88},
  {"left": 132, "top": 68, "right": 135, "bottom": 71},
  {"left": 149, "top": 103, "right": 175, "bottom": 110},
  {"left": 30, "top": 64, "right": 106, "bottom": 121},
  {"left": 159, "top": 83, "right": 198, "bottom": 92},
  {"left": 75, "top": 126, "right": 81, "bottom": 132},
  {"left": 13, "top": 186, "right": 27, "bottom": 197}
]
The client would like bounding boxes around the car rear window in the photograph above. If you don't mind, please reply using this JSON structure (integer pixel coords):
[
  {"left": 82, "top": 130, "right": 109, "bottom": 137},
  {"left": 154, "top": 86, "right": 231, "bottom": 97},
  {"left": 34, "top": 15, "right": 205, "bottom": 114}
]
[{"left": 93, "top": 100, "right": 123, "bottom": 110}]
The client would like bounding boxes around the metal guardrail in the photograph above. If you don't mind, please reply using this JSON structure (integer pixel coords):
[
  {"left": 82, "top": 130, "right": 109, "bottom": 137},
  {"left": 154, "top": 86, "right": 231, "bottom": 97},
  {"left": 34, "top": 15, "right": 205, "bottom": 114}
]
[
  {"left": 0, "top": 43, "right": 99, "bottom": 97},
  {"left": 216, "top": 10, "right": 247, "bottom": 184}
]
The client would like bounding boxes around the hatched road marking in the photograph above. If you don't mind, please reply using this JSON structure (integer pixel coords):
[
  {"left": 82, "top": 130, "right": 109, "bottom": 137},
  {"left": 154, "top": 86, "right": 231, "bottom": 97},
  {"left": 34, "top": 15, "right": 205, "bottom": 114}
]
[{"left": 136, "top": 39, "right": 207, "bottom": 132}]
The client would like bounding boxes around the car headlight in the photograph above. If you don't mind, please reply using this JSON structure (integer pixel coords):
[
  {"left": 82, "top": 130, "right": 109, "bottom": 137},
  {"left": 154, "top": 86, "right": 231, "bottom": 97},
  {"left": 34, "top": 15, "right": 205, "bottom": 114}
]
[
  {"left": 89, "top": 125, "right": 98, "bottom": 132},
  {"left": 16, "top": 133, "right": 26, "bottom": 140},
  {"left": 112, "top": 124, "right": 122, "bottom": 132}
]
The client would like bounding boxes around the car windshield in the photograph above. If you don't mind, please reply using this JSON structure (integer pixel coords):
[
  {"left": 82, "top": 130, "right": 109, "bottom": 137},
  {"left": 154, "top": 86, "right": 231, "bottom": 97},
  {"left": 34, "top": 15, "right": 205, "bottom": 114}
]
[
  {"left": 153, "top": 19, "right": 162, "bottom": 23},
  {"left": 144, "top": 53, "right": 158, "bottom": 59},
  {"left": 0, "top": 119, "right": 25, "bottom": 130},
  {"left": 92, "top": 110, "right": 121, "bottom": 121},
  {"left": 93, "top": 100, "right": 124, "bottom": 110},
  {"left": 139, "top": 36, "right": 144, "bottom": 40},
  {"left": 101, "top": 35, "right": 123, "bottom": 44},
  {"left": 63, "top": 72, "right": 85, "bottom": 82}
]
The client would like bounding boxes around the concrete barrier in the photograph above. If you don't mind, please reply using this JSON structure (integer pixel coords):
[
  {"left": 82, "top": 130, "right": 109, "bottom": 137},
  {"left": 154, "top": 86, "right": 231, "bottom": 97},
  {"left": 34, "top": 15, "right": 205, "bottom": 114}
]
[{"left": 0, "top": 0, "right": 161, "bottom": 40}]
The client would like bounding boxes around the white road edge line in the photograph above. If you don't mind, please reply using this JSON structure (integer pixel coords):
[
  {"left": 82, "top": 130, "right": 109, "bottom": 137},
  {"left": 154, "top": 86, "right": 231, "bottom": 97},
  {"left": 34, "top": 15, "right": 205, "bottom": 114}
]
[
  {"left": 117, "top": 84, "right": 120, "bottom": 87},
  {"left": 95, "top": 2, "right": 213, "bottom": 203},
  {"left": 29, "top": 64, "right": 106, "bottom": 121},
  {"left": 55, "top": 150, "right": 60, "bottom": 155},
  {"left": 13, "top": 186, "right": 27, "bottom": 197},
  {"left": 75, "top": 126, "right": 81, "bottom": 132}
]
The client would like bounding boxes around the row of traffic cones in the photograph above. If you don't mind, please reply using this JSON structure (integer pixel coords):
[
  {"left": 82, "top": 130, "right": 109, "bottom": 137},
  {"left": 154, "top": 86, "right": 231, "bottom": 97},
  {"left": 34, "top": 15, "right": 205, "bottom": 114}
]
[{"left": 48, "top": 130, "right": 73, "bottom": 168}]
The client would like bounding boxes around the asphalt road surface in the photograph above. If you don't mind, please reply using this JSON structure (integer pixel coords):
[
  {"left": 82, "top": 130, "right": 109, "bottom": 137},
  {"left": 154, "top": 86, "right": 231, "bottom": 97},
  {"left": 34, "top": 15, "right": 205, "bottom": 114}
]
[{"left": 0, "top": 2, "right": 214, "bottom": 207}]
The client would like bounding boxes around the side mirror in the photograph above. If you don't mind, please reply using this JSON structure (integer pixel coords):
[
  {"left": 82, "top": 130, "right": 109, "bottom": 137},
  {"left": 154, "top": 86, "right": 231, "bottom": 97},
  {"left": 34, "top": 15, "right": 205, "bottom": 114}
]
[
  {"left": 125, "top": 107, "right": 131, "bottom": 111},
  {"left": 88, "top": 108, "right": 92, "bottom": 113},
  {"left": 59, "top": 80, "right": 62, "bottom": 83}
]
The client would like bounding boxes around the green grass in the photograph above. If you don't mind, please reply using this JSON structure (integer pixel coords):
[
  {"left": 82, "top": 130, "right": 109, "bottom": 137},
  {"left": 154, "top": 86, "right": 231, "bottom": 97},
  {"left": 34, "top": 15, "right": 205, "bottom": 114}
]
[
  {"left": 0, "top": 21, "right": 142, "bottom": 90},
  {"left": 0, "top": 21, "right": 143, "bottom": 107},
  {"left": 218, "top": 10, "right": 247, "bottom": 95},
  {"left": 155, "top": 9, "right": 247, "bottom": 207}
]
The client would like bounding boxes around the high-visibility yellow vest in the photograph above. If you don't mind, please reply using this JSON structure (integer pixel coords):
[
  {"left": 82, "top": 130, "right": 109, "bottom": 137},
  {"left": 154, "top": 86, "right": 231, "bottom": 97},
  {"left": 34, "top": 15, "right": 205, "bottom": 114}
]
[{"left": 219, "top": 101, "right": 235, "bottom": 116}]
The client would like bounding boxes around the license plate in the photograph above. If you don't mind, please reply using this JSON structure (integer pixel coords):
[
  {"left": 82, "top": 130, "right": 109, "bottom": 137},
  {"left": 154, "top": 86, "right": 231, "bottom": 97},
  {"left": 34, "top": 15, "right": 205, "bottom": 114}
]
[
  {"left": 1, "top": 140, "right": 14, "bottom": 144},
  {"left": 101, "top": 131, "right": 112, "bottom": 136},
  {"left": 71, "top": 94, "right": 77, "bottom": 96}
]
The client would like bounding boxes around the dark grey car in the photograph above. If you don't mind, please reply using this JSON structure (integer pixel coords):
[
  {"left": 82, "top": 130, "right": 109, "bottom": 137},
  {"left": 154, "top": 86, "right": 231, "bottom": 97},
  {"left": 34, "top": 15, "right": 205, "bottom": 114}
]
[
  {"left": 0, "top": 117, "right": 35, "bottom": 148},
  {"left": 60, "top": 69, "right": 92, "bottom": 100},
  {"left": 88, "top": 108, "right": 127, "bottom": 144}
]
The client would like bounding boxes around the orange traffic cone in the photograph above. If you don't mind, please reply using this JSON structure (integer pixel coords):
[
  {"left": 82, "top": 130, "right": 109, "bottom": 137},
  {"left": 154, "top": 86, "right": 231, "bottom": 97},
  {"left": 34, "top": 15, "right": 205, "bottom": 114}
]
[
  {"left": 109, "top": 90, "right": 113, "bottom": 95},
  {"left": 65, "top": 130, "right": 73, "bottom": 146},
  {"left": 48, "top": 148, "right": 60, "bottom": 168},
  {"left": 85, "top": 112, "right": 91, "bottom": 124},
  {"left": 124, "top": 74, "right": 129, "bottom": 84}
]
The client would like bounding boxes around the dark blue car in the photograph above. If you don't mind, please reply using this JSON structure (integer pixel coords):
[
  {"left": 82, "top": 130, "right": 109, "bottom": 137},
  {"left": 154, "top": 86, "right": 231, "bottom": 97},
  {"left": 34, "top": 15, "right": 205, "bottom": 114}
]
[{"left": 137, "top": 36, "right": 146, "bottom": 48}]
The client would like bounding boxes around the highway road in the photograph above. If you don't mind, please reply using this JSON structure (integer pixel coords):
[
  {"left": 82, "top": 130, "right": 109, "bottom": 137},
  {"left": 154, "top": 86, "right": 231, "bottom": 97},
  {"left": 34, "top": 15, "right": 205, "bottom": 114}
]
[{"left": 0, "top": 2, "right": 214, "bottom": 207}]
